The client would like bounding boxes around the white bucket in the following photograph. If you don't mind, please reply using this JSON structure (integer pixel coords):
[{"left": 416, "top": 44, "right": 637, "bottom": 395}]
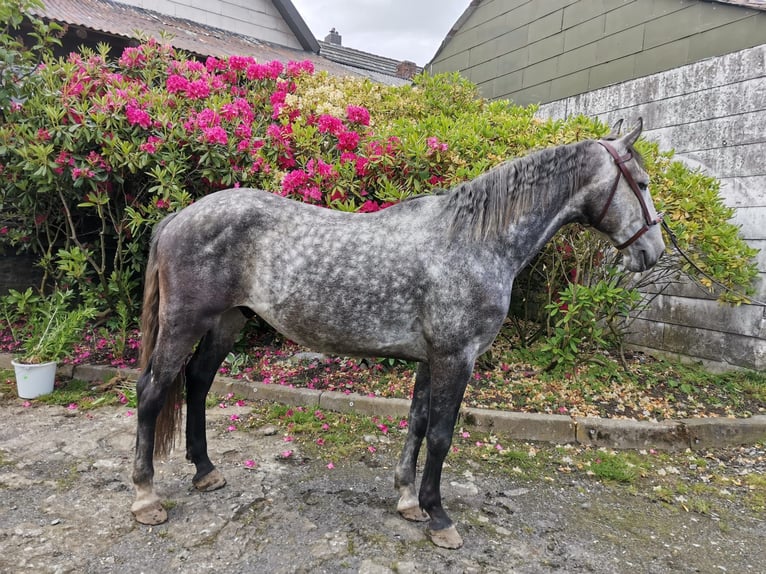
[{"left": 11, "top": 360, "right": 57, "bottom": 399}]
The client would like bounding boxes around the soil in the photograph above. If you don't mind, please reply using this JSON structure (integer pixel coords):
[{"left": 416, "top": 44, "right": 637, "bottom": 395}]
[{"left": 1, "top": 402, "right": 764, "bottom": 574}]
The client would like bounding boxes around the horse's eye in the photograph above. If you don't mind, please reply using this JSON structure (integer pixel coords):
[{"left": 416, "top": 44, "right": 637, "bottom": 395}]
[{"left": 637, "top": 181, "right": 649, "bottom": 192}]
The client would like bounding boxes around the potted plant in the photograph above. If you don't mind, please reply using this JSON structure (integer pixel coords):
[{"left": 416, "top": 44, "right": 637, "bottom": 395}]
[{"left": 3, "top": 289, "right": 95, "bottom": 398}]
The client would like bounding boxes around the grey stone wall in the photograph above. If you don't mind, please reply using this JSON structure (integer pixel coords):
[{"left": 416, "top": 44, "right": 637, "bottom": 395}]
[{"left": 537, "top": 44, "right": 766, "bottom": 371}]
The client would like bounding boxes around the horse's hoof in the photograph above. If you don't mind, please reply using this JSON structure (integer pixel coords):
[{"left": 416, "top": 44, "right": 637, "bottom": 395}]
[
  {"left": 193, "top": 468, "right": 226, "bottom": 492},
  {"left": 131, "top": 500, "right": 168, "bottom": 525},
  {"left": 397, "top": 503, "right": 430, "bottom": 522},
  {"left": 427, "top": 525, "right": 463, "bottom": 549}
]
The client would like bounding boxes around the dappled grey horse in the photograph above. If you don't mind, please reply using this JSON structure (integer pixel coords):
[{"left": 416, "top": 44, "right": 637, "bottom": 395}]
[{"left": 131, "top": 119, "right": 664, "bottom": 548}]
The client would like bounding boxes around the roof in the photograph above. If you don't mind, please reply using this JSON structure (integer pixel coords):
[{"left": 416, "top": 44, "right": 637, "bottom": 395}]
[
  {"left": 318, "top": 40, "right": 422, "bottom": 80},
  {"left": 428, "top": 0, "right": 766, "bottom": 66},
  {"left": 33, "top": 0, "right": 409, "bottom": 85}
]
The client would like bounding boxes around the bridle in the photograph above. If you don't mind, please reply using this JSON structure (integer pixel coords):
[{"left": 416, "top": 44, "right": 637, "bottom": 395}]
[{"left": 594, "top": 141, "right": 663, "bottom": 250}]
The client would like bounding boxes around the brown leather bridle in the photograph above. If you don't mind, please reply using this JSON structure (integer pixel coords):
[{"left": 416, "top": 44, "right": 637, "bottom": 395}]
[{"left": 594, "top": 141, "right": 663, "bottom": 250}]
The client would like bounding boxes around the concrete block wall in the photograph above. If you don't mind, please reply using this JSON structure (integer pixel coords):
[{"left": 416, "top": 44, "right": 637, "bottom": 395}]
[
  {"left": 537, "top": 44, "right": 766, "bottom": 371},
  {"left": 111, "top": 0, "right": 303, "bottom": 49}
]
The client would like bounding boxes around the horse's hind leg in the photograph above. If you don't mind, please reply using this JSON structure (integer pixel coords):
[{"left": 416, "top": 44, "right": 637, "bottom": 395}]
[
  {"left": 395, "top": 362, "right": 430, "bottom": 522},
  {"left": 132, "top": 328, "right": 205, "bottom": 525},
  {"left": 185, "top": 308, "right": 248, "bottom": 492}
]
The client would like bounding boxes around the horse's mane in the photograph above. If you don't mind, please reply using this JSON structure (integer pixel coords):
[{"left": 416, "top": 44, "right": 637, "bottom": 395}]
[{"left": 442, "top": 140, "right": 591, "bottom": 241}]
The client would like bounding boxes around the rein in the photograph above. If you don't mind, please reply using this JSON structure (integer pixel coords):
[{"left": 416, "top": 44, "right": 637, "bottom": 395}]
[
  {"left": 595, "top": 141, "right": 663, "bottom": 250},
  {"left": 661, "top": 219, "right": 766, "bottom": 307},
  {"left": 597, "top": 143, "right": 765, "bottom": 307}
]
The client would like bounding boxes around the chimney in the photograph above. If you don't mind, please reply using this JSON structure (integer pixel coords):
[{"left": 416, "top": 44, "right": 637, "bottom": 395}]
[
  {"left": 396, "top": 60, "right": 417, "bottom": 80},
  {"left": 325, "top": 28, "right": 342, "bottom": 45}
]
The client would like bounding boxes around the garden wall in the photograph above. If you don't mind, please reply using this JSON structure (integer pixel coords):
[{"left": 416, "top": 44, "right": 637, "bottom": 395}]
[{"left": 537, "top": 44, "right": 766, "bottom": 371}]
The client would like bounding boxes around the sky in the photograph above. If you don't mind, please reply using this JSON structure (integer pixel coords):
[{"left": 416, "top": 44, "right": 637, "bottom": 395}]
[{"left": 290, "top": 0, "right": 469, "bottom": 67}]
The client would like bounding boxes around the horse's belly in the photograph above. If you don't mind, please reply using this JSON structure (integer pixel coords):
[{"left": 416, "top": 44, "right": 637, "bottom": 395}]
[{"left": 251, "top": 302, "right": 428, "bottom": 361}]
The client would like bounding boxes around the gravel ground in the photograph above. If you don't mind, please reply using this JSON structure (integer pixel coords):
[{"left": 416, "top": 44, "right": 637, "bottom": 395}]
[{"left": 1, "top": 402, "right": 765, "bottom": 573}]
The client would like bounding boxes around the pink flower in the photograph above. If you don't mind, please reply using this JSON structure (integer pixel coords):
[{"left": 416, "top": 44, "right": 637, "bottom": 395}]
[
  {"left": 321, "top": 423, "right": 330, "bottom": 431},
  {"left": 398, "top": 419, "right": 408, "bottom": 429},
  {"left": 125, "top": 410, "right": 134, "bottom": 417},
  {"left": 280, "top": 450, "right": 293, "bottom": 459},
  {"left": 315, "top": 438, "right": 325, "bottom": 446},
  {"left": 235, "top": 122, "right": 252, "bottom": 140},
  {"left": 140, "top": 135, "right": 162, "bottom": 154},
  {"left": 235, "top": 399, "right": 246, "bottom": 407},
  {"left": 227, "top": 425, "right": 237, "bottom": 432},
  {"left": 243, "top": 459, "right": 256, "bottom": 468},
  {"left": 125, "top": 103, "right": 151, "bottom": 129},
  {"left": 67, "top": 403, "right": 78, "bottom": 410},
  {"left": 358, "top": 200, "right": 380, "bottom": 213},
  {"left": 317, "top": 114, "right": 344, "bottom": 136},
  {"left": 367, "top": 445, "right": 377, "bottom": 453},
  {"left": 281, "top": 169, "right": 308, "bottom": 195},
  {"left": 337, "top": 131, "right": 360, "bottom": 151},
  {"left": 185, "top": 79, "right": 210, "bottom": 99},
  {"left": 461, "top": 431, "right": 470, "bottom": 438},
  {"left": 377, "top": 424, "right": 389, "bottom": 434},
  {"left": 21, "top": 401, "right": 31, "bottom": 408},
  {"left": 202, "top": 126, "right": 228, "bottom": 145},
  {"left": 286, "top": 60, "right": 314, "bottom": 76},
  {"left": 155, "top": 198, "right": 170, "bottom": 209},
  {"left": 326, "top": 462, "right": 335, "bottom": 470},
  {"left": 230, "top": 414, "right": 240, "bottom": 421},
  {"left": 166, "top": 74, "right": 190, "bottom": 94},
  {"left": 346, "top": 105, "right": 370, "bottom": 126},
  {"left": 118, "top": 393, "right": 128, "bottom": 405},
  {"left": 283, "top": 435, "right": 294, "bottom": 442},
  {"left": 228, "top": 55, "right": 252, "bottom": 71}
]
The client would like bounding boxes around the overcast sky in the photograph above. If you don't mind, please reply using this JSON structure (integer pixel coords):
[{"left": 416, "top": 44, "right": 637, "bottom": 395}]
[{"left": 291, "top": 0, "right": 469, "bottom": 67}]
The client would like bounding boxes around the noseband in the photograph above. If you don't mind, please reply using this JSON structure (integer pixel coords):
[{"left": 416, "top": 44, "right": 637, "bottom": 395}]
[{"left": 594, "top": 141, "right": 663, "bottom": 250}]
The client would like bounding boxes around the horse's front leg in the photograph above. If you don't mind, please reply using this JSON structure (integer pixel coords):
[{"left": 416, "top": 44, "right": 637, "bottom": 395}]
[
  {"left": 185, "top": 310, "right": 247, "bottom": 491},
  {"left": 395, "top": 362, "right": 430, "bottom": 522},
  {"left": 418, "top": 353, "right": 473, "bottom": 549}
]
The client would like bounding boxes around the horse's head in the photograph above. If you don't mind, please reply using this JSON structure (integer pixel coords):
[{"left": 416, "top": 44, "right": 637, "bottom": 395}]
[{"left": 586, "top": 118, "right": 665, "bottom": 272}]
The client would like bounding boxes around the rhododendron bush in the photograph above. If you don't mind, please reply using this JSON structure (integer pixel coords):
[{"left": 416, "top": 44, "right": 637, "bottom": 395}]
[
  {"left": 0, "top": 19, "right": 757, "bottom": 352},
  {"left": 0, "top": 37, "right": 579, "bottom": 311}
]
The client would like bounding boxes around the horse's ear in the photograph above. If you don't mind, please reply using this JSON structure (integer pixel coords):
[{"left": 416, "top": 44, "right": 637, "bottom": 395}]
[
  {"left": 621, "top": 117, "right": 643, "bottom": 147},
  {"left": 604, "top": 119, "right": 623, "bottom": 140}
]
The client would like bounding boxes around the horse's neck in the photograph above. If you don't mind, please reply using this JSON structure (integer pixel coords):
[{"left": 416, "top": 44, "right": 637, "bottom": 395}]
[
  {"left": 502, "top": 188, "right": 580, "bottom": 275},
  {"left": 460, "top": 147, "right": 585, "bottom": 273}
]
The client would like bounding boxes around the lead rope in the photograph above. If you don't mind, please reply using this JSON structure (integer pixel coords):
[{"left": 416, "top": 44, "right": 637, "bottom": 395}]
[{"left": 661, "top": 219, "right": 766, "bottom": 307}]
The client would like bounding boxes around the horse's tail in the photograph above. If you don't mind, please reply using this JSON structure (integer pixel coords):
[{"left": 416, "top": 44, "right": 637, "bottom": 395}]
[{"left": 139, "top": 214, "right": 184, "bottom": 458}]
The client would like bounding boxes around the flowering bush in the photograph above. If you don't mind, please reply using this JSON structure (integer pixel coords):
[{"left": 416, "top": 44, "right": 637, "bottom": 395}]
[{"left": 0, "top": 3, "right": 758, "bottom": 362}]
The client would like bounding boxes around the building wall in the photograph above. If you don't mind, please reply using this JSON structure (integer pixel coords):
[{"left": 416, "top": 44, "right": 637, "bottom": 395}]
[
  {"left": 430, "top": 0, "right": 766, "bottom": 106},
  {"left": 537, "top": 44, "right": 766, "bottom": 371},
  {"left": 111, "top": 0, "right": 302, "bottom": 49}
]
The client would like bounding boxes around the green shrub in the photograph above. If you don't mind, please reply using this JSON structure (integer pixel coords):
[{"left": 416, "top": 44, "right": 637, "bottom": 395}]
[{"left": 0, "top": 3, "right": 758, "bottom": 364}]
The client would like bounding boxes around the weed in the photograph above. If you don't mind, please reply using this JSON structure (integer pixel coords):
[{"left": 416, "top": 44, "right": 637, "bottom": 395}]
[{"left": 584, "top": 451, "right": 641, "bottom": 483}]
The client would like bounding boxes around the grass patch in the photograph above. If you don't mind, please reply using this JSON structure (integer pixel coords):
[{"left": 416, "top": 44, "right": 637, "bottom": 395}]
[
  {"left": 585, "top": 451, "right": 641, "bottom": 483},
  {"left": 744, "top": 473, "right": 766, "bottom": 511},
  {"left": 34, "top": 377, "right": 134, "bottom": 410}
]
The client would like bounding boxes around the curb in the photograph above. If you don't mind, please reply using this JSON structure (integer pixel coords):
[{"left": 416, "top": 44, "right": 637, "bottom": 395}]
[{"left": 3, "top": 355, "right": 765, "bottom": 451}]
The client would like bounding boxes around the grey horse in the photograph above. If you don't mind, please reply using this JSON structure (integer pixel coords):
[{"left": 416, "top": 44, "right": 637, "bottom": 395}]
[{"left": 131, "top": 119, "right": 664, "bottom": 549}]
